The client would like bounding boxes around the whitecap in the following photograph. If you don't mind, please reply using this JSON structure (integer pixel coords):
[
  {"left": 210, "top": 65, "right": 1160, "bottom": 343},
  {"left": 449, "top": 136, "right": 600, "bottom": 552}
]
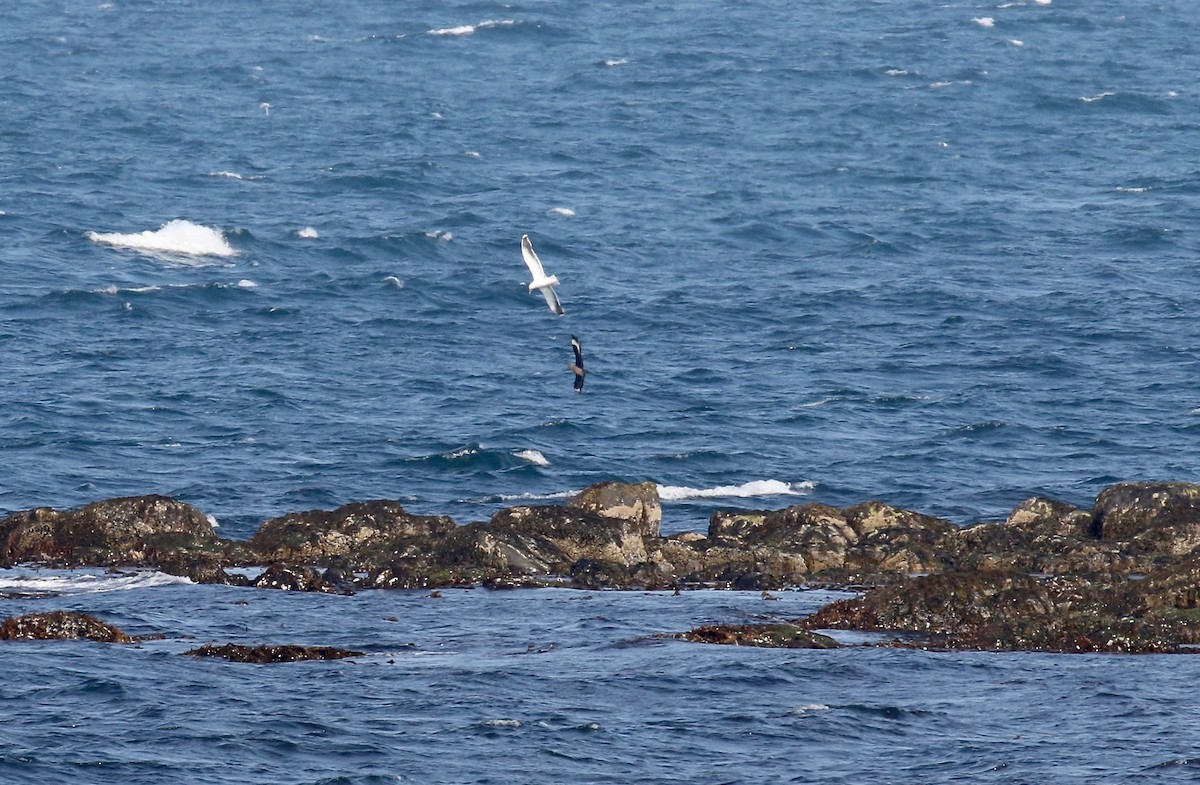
[
  {"left": 206, "top": 513, "right": 221, "bottom": 530},
  {"left": 465, "top": 150, "right": 482, "bottom": 159},
  {"left": 211, "top": 171, "right": 245, "bottom": 180},
  {"left": 87, "top": 219, "right": 236, "bottom": 258},
  {"left": 237, "top": 279, "right": 258, "bottom": 288},
  {"left": 1117, "top": 186, "right": 1150, "bottom": 194},
  {"left": 549, "top": 207, "right": 575, "bottom": 217},
  {"left": 0, "top": 569, "right": 193, "bottom": 596},
  {"left": 430, "top": 24, "right": 477, "bottom": 36},
  {"left": 297, "top": 226, "right": 319, "bottom": 239},
  {"left": 1010, "top": 39, "right": 1024, "bottom": 47},
  {"left": 429, "top": 19, "right": 515, "bottom": 37},
  {"left": 789, "top": 704, "right": 831, "bottom": 715},
  {"left": 1080, "top": 92, "right": 1116, "bottom": 103},
  {"left": 383, "top": 275, "right": 405, "bottom": 288},
  {"left": 972, "top": 17, "right": 995, "bottom": 28},
  {"left": 604, "top": 58, "right": 628, "bottom": 67},
  {"left": 496, "top": 490, "right": 575, "bottom": 502},
  {"left": 656, "top": 480, "right": 815, "bottom": 501},
  {"left": 481, "top": 718, "right": 521, "bottom": 728},
  {"left": 425, "top": 230, "right": 453, "bottom": 241},
  {"left": 1034, "top": 0, "right": 1052, "bottom": 5},
  {"left": 514, "top": 449, "right": 549, "bottom": 466}
]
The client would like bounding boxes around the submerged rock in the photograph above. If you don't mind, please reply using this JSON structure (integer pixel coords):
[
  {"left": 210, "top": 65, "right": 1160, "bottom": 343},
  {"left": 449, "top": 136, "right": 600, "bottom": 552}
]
[
  {"left": 184, "top": 643, "right": 364, "bottom": 663},
  {"left": 0, "top": 611, "right": 131, "bottom": 643},
  {"left": 673, "top": 623, "right": 840, "bottom": 649}
]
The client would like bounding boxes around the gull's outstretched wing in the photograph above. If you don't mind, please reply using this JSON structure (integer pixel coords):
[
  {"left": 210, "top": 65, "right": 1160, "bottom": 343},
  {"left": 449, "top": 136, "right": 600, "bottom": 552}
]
[
  {"left": 540, "top": 285, "right": 565, "bottom": 316},
  {"left": 521, "top": 234, "right": 545, "bottom": 279}
]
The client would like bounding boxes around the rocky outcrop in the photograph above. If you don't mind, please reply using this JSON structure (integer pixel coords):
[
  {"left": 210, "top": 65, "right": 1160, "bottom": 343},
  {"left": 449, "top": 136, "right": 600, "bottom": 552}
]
[
  {"left": 183, "top": 643, "right": 364, "bottom": 663},
  {"left": 565, "top": 481, "right": 661, "bottom": 539},
  {"left": 1091, "top": 482, "right": 1200, "bottom": 555},
  {"left": 250, "top": 500, "right": 455, "bottom": 564},
  {"left": 0, "top": 495, "right": 219, "bottom": 567},
  {"left": 0, "top": 611, "right": 131, "bottom": 643},
  {"left": 803, "top": 569, "right": 1195, "bottom": 653}
]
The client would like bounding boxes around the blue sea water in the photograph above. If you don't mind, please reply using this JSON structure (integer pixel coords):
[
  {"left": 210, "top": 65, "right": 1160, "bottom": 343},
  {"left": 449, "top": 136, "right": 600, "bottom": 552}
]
[{"left": 3, "top": 0, "right": 1200, "bottom": 782}]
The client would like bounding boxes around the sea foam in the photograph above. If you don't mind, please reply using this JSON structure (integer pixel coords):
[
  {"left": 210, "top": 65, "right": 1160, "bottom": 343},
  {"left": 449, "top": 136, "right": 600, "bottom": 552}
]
[
  {"left": 428, "top": 19, "right": 515, "bottom": 36},
  {"left": 515, "top": 449, "right": 550, "bottom": 466},
  {"left": 656, "top": 480, "right": 814, "bottom": 501},
  {"left": 87, "top": 219, "right": 237, "bottom": 258},
  {"left": 0, "top": 569, "right": 192, "bottom": 596}
]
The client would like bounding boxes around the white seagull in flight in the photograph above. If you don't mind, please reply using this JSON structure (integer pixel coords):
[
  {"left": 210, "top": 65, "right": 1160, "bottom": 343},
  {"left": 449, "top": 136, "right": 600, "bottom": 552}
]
[{"left": 521, "top": 234, "right": 564, "bottom": 315}]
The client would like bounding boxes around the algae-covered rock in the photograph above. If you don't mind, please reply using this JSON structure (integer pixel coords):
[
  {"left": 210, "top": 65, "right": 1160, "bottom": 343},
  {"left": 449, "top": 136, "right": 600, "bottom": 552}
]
[
  {"left": 1092, "top": 482, "right": 1200, "bottom": 554},
  {"left": 184, "top": 643, "right": 364, "bottom": 663},
  {"left": 250, "top": 499, "right": 455, "bottom": 564},
  {"left": 0, "top": 611, "right": 132, "bottom": 643},
  {"left": 0, "top": 495, "right": 218, "bottom": 567},
  {"left": 674, "top": 623, "right": 840, "bottom": 649}
]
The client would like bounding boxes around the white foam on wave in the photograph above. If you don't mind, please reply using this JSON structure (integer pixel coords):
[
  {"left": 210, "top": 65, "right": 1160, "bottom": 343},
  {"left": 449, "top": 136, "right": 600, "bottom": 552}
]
[
  {"left": 604, "top": 58, "right": 628, "bottom": 67},
  {"left": 972, "top": 17, "right": 995, "bottom": 28},
  {"left": 297, "top": 226, "right": 319, "bottom": 239},
  {"left": 383, "top": 275, "right": 405, "bottom": 288},
  {"left": 88, "top": 219, "right": 236, "bottom": 259},
  {"left": 789, "top": 704, "right": 832, "bottom": 715},
  {"left": 515, "top": 449, "right": 549, "bottom": 466},
  {"left": 496, "top": 490, "right": 575, "bottom": 502},
  {"left": 0, "top": 569, "right": 193, "bottom": 596},
  {"left": 1117, "top": 186, "right": 1150, "bottom": 194},
  {"left": 656, "top": 480, "right": 815, "bottom": 502},
  {"left": 549, "top": 207, "right": 575, "bottom": 217},
  {"left": 209, "top": 171, "right": 262, "bottom": 181},
  {"left": 1081, "top": 92, "right": 1116, "bottom": 103},
  {"left": 1010, "top": 39, "right": 1024, "bottom": 47},
  {"left": 429, "top": 19, "right": 515, "bottom": 36},
  {"left": 425, "top": 230, "right": 453, "bottom": 241}
]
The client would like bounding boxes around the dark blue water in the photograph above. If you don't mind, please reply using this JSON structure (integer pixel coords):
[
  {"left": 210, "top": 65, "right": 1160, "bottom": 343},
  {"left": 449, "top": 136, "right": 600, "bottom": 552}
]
[{"left": 3, "top": 1, "right": 1200, "bottom": 781}]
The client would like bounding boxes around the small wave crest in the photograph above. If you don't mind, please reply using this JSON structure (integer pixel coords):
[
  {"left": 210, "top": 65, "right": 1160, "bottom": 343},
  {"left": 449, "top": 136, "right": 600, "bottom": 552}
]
[
  {"left": 657, "top": 480, "right": 815, "bottom": 501},
  {"left": 87, "top": 219, "right": 236, "bottom": 259},
  {"left": 0, "top": 569, "right": 192, "bottom": 597},
  {"left": 429, "top": 19, "right": 515, "bottom": 36},
  {"left": 514, "top": 449, "right": 550, "bottom": 466}
]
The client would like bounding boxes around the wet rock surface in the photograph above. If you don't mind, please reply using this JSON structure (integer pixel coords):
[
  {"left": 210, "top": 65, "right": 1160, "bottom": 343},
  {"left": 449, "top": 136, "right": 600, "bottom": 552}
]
[
  {"left": 7, "top": 480, "right": 1200, "bottom": 652},
  {"left": 183, "top": 643, "right": 365, "bottom": 663},
  {"left": 673, "top": 623, "right": 840, "bottom": 649},
  {"left": 0, "top": 611, "right": 132, "bottom": 643}
]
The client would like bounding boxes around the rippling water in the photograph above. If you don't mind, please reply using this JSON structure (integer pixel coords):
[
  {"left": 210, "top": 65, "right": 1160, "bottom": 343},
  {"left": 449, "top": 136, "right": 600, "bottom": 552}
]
[
  {"left": 2, "top": 573, "right": 1200, "bottom": 784},
  {"left": 3, "top": 0, "right": 1200, "bottom": 781}
]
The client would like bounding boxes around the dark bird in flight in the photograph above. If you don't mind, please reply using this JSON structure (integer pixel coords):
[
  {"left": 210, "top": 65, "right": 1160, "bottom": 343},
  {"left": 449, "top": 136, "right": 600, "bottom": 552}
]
[{"left": 568, "top": 335, "right": 585, "bottom": 392}]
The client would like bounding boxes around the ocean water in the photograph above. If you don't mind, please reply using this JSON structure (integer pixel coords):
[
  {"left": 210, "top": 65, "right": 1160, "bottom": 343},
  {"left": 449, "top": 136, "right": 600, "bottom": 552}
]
[{"left": 3, "top": 0, "right": 1200, "bottom": 782}]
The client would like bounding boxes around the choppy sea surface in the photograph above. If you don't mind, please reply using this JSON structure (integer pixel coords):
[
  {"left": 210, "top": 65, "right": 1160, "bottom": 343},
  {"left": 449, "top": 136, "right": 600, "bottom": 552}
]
[{"left": 3, "top": 1, "right": 1200, "bottom": 782}]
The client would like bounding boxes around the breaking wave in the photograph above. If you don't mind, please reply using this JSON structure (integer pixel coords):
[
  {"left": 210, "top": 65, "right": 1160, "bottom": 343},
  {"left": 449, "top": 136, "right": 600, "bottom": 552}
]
[
  {"left": 656, "top": 480, "right": 814, "bottom": 501},
  {"left": 87, "top": 220, "right": 237, "bottom": 258},
  {"left": 0, "top": 569, "right": 192, "bottom": 597}
]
